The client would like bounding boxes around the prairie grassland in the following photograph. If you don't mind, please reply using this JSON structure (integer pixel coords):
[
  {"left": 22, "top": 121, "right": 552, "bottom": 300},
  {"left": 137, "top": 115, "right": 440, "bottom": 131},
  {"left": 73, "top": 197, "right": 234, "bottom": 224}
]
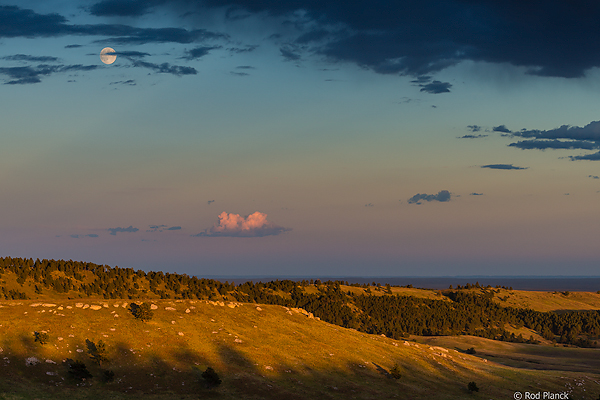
[
  {"left": 0, "top": 299, "right": 599, "bottom": 400},
  {"left": 490, "top": 288, "right": 600, "bottom": 312}
]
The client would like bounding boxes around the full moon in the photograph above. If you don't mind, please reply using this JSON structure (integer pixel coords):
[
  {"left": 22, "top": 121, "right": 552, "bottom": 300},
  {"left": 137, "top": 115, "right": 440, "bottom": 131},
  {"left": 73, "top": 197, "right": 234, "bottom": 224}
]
[{"left": 100, "top": 47, "right": 116, "bottom": 65}]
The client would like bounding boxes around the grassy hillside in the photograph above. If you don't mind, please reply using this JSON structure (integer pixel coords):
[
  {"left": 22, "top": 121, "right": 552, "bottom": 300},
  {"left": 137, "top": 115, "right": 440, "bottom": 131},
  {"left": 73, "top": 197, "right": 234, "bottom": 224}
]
[{"left": 1, "top": 299, "right": 599, "bottom": 400}]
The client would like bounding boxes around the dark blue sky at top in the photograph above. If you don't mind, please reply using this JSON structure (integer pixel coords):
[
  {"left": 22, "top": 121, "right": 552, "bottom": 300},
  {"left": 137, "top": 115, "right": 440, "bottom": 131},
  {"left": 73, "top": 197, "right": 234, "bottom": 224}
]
[{"left": 3, "top": 0, "right": 600, "bottom": 79}]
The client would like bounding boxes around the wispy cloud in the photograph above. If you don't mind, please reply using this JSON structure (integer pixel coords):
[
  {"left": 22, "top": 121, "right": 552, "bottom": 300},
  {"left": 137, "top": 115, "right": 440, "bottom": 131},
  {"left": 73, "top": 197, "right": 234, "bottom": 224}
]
[
  {"left": 193, "top": 211, "right": 291, "bottom": 237},
  {"left": 70, "top": 234, "right": 99, "bottom": 239},
  {"left": 0, "top": 64, "right": 98, "bottom": 85},
  {"left": 481, "top": 164, "right": 528, "bottom": 170},
  {"left": 408, "top": 190, "right": 451, "bottom": 204},
  {"left": 108, "top": 226, "right": 139, "bottom": 235}
]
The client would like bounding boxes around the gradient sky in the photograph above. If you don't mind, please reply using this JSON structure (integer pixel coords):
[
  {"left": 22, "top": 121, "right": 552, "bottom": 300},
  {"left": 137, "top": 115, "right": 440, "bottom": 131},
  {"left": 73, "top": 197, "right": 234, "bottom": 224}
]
[{"left": 2, "top": 0, "right": 600, "bottom": 277}]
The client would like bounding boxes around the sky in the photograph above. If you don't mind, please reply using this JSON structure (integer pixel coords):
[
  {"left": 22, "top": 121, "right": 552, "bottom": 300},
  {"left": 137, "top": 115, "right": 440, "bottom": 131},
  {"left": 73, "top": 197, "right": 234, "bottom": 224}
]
[{"left": 2, "top": 0, "right": 600, "bottom": 277}]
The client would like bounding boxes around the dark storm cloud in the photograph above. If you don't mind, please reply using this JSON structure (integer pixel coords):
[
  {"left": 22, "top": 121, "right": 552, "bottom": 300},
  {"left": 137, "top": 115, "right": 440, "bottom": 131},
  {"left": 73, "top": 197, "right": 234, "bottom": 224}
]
[
  {"left": 481, "top": 164, "right": 528, "bottom": 170},
  {"left": 509, "top": 139, "right": 600, "bottom": 151},
  {"left": 407, "top": 190, "right": 451, "bottom": 204},
  {"left": 182, "top": 46, "right": 220, "bottom": 60},
  {"left": 108, "top": 226, "right": 139, "bottom": 235},
  {"left": 2, "top": 54, "right": 60, "bottom": 63},
  {"left": 199, "top": 0, "right": 600, "bottom": 79},
  {"left": 0, "top": 64, "right": 98, "bottom": 84},
  {"left": 0, "top": 5, "right": 226, "bottom": 45},
  {"left": 131, "top": 60, "right": 197, "bottom": 76},
  {"left": 8, "top": 2, "right": 600, "bottom": 80}
]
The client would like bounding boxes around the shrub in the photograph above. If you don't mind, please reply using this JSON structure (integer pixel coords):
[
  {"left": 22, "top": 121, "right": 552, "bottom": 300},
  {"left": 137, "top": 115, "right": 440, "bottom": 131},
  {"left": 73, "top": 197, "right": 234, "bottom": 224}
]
[
  {"left": 86, "top": 339, "right": 108, "bottom": 365},
  {"left": 465, "top": 347, "right": 476, "bottom": 354},
  {"left": 34, "top": 331, "right": 49, "bottom": 345},
  {"left": 390, "top": 363, "right": 401, "bottom": 379},
  {"left": 66, "top": 359, "right": 93, "bottom": 381},
  {"left": 202, "top": 367, "right": 222, "bottom": 388},
  {"left": 102, "top": 370, "right": 115, "bottom": 382},
  {"left": 468, "top": 381, "right": 479, "bottom": 392},
  {"left": 129, "top": 302, "right": 153, "bottom": 321}
]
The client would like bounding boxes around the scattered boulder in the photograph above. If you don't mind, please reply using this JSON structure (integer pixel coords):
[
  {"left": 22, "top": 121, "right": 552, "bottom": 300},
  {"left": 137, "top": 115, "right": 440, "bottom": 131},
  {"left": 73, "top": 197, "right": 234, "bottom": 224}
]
[
  {"left": 165, "top": 307, "right": 176, "bottom": 311},
  {"left": 25, "top": 357, "right": 40, "bottom": 366},
  {"left": 150, "top": 304, "right": 158, "bottom": 310},
  {"left": 90, "top": 305, "right": 102, "bottom": 311},
  {"left": 75, "top": 303, "right": 83, "bottom": 308}
]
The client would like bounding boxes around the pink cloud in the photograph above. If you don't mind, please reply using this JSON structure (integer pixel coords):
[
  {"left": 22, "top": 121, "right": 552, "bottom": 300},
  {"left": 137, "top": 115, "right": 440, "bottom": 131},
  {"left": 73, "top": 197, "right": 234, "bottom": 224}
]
[{"left": 193, "top": 211, "right": 291, "bottom": 237}]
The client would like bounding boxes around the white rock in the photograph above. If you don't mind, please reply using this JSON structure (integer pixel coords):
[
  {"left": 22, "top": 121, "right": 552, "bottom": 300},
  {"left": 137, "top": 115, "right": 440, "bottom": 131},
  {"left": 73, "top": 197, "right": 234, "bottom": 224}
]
[
  {"left": 76, "top": 349, "right": 83, "bottom": 353},
  {"left": 185, "top": 308, "right": 190, "bottom": 313},
  {"left": 42, "top": 303, "right": 56, "bottom": 307},
  {"left": 178, "top": 332, "right": 184, "bottom": 336},
  {"left": 150, "top": 304, "right": 158, "bottom": 310},
  {"left": 114, "top": 303, "right": 120, "bottom": 308},
  {"left": 234, "top": 338, "right": 243, "bottom": 343},
  {"left": 90, "top": 305, "right": 102, "bottom": 310},
  {"left": 57, "top": 306, "right": 63, "bottom": 310},
  {"left": 45, "top": 359, "right": 56, "bottom": 364},
  {"left": 82, "top": 304, "right": 90, "bottom": 309},
  {"left": 103, "top": 303, "right": 109, "bottom": 308},
  {"left": 75, "top": 303, "right": 83, "bottom": 308},
  {"left": 66, "top": 306, "right": 72, "bottom": 309},
  {"left": 256, "top": 307, "right": 262, "bottom": 311},
  {"left": 114, "top": 314, "right": 119, "bottom": 318},
  {"left": 165, "top": 307, "right": 176, "bottom": 311},
  {"left": 57, "top": 337, "right": 63, "bottom": 341},
  {"left": 25, "top": 357, "right": 40, "bottom": 366},
  {"left": 30, "top": 303, "right": 41, "bottom": 307}
]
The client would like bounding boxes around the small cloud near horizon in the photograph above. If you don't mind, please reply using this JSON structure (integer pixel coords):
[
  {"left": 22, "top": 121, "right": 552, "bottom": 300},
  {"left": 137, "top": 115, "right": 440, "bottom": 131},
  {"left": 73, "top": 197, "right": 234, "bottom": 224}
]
[
  {"left": 481, "top": 164, "right": 528, "bottom": 170},
  {"left": 108, "top": 226, "right": 139, "bottom": 235},
  {"left": 408, "top": 190, "right": 451, "bottom": 204},
  {"left": 193, "top": 211, "right": 291, "bottom": 237},
  {"left": 70, "top": 234, "right": 99, "bottom": 239}
]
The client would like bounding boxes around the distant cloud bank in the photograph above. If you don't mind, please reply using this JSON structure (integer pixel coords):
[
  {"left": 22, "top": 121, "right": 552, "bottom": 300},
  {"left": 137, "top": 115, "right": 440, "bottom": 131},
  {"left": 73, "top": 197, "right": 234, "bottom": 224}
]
[{"left": 193, "top": 211, "right": 291, "bottom": 237}]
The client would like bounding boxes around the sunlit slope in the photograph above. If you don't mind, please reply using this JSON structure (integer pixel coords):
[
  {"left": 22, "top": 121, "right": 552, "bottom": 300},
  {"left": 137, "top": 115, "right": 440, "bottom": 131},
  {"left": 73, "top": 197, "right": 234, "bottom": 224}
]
[
  {"left": 489, "top": 288, "right": 600, "bottom": 312},
  {"left": 0, "top": 299, "right": 597, "bottom": 400}
]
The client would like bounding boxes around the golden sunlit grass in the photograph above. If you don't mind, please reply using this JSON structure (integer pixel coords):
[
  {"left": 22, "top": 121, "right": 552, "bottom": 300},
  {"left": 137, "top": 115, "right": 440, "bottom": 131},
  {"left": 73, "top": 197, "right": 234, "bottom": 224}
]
[
  {"left": 1, "top": 299, "right": 599, "bottom": 399},
  {"left": 490, "top": 288, "right": 600, "bottom": 312}
]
